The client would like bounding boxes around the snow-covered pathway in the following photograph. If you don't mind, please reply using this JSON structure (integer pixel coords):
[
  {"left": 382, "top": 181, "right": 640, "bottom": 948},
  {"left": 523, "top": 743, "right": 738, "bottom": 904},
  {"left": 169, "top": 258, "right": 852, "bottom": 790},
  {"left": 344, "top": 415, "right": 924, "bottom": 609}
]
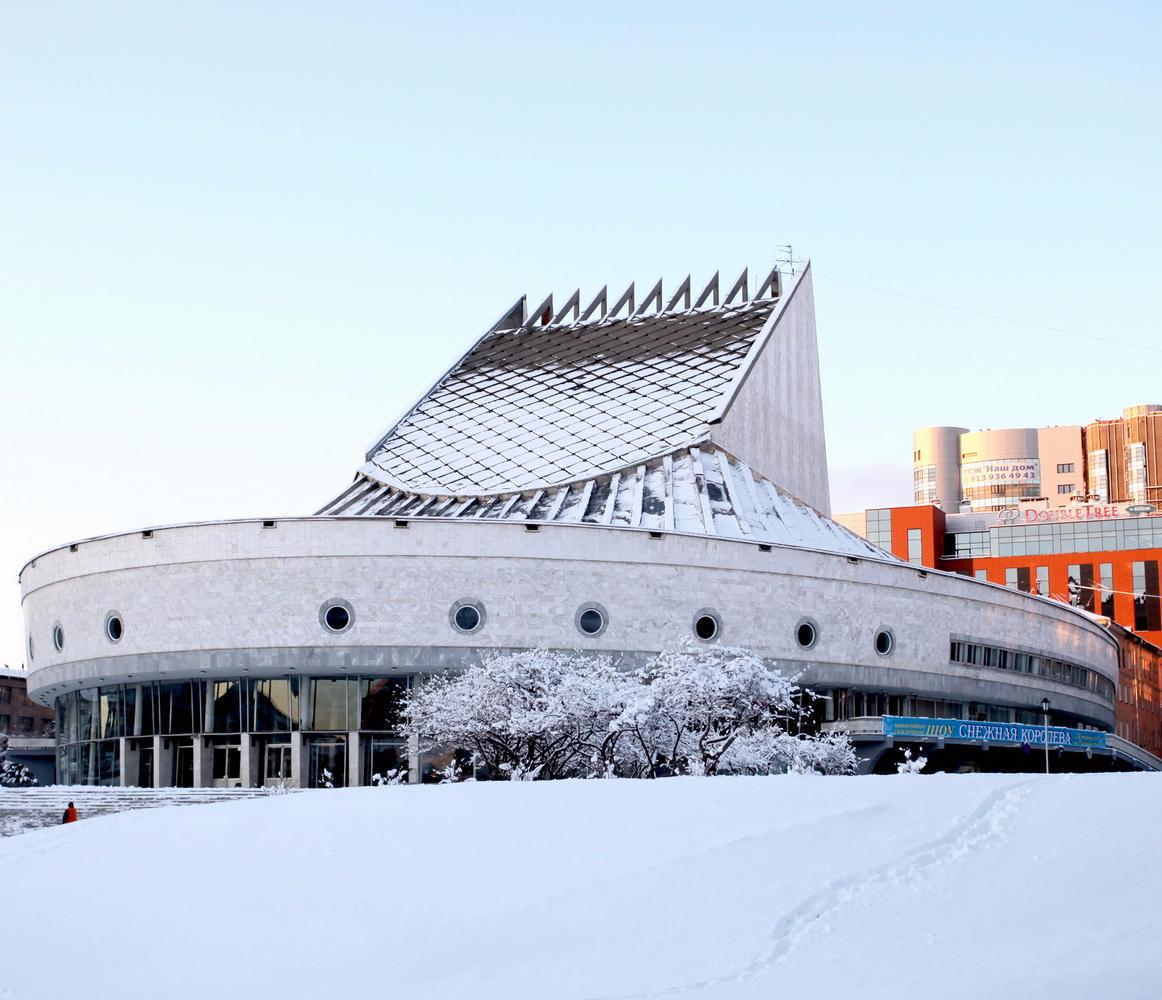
[{"left": 1, "top": 774, "right": 1156, "bottom": 1000}]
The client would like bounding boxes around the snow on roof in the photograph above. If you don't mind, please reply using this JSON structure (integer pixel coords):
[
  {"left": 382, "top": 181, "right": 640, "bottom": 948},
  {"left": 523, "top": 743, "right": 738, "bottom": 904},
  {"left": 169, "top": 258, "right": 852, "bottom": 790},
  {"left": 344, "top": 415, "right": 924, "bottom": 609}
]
[
  {"left": 320, "top": 445, "right": 894, "bottom": 561},
  {"left": 359, "top": 272, "right": 783, "bottom": 496}
]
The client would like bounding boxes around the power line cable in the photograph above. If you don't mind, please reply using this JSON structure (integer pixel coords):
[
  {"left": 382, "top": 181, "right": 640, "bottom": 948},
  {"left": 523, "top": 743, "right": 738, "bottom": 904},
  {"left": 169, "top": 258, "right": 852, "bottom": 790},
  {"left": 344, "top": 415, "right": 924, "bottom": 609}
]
[{"left": 805, "top": 270, "right": 1162, "bottom": 355}]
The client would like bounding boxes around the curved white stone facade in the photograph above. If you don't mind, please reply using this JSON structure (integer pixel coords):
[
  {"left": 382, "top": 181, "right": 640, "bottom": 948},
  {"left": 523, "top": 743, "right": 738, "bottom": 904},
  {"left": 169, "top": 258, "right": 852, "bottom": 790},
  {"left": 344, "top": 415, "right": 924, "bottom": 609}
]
[{"left": 21, "top": 517, "right": 1118, "bottom": 731}]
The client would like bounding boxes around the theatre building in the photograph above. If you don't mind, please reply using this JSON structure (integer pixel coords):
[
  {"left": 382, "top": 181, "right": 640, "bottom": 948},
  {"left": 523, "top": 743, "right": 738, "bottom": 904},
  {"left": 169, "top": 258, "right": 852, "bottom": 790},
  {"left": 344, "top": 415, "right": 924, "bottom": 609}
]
[
  {"left": 20, "top": 261, "right": 1159, "bottom": 785},
  {"left": 838, "top": 500, "right": 1162, "bottom": 759}
]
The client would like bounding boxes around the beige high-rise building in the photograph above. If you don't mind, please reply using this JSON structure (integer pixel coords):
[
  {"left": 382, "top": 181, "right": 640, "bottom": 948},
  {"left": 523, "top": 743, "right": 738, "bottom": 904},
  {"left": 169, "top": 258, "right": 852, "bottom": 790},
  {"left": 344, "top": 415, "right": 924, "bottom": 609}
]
[{"left": 914, "top": 405, "right": 1162, "bottom": 512}]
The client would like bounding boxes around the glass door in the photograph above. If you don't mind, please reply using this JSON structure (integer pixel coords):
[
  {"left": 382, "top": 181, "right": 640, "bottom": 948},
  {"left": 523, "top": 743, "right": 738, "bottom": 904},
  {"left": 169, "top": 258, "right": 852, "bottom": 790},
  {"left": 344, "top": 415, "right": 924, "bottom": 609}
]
[
  {"left": 264, "top": 744, "right": 292, "bottom": 786},
  {"left": 305, "top": 737, "right": 346, "bottom": 788}
]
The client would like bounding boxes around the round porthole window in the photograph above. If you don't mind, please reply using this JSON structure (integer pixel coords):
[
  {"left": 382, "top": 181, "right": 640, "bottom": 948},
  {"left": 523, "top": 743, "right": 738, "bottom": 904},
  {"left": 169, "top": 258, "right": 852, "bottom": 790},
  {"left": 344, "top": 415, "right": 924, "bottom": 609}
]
[
  {"left": 27, "top": 634, "right": 34, "bottom": 662},
  {"left": 575, "top": 603, "right": 609, "bottom": 637},
  {"left": 52, "top": 624, "right": 64, "bottom": 652},
  {"left": 105, "top": 612, "right": 124, "bottom": 644},
  {"left": 319, "top": 599, "right": 354, "bottom": 634},
  {"left": 693, "top": 609, "right": 721, "bottom": 642},
  {"left": 795, "top": 618, "right": 818, "bottom": 649},
  {"left": 874, "top": 628, "right": 895, "bottom": 656},
  {"left": 450, "top": 599, "right": 486, "bottom": 634}
]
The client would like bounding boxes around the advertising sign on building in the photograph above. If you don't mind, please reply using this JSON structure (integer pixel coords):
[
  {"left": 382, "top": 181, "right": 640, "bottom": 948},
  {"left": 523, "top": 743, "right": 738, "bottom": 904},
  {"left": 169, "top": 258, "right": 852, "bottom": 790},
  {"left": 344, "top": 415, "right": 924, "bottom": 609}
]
[
  {"left": 995, "top": 501, "right": 1159, "bottom": 526},
  {"left": 961, "top": 458, "right": 1040, "bottom": 488},
  {"left": 882, "top": 715, "right": 1107, "bottom": 750}
]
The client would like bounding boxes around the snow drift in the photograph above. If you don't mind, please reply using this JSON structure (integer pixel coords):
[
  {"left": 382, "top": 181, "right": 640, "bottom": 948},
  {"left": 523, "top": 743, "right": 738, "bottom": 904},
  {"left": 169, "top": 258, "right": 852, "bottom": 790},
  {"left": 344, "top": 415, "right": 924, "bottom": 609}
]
[{"left": 1, "top": 773, "right": 1158, "bottom": 1000}]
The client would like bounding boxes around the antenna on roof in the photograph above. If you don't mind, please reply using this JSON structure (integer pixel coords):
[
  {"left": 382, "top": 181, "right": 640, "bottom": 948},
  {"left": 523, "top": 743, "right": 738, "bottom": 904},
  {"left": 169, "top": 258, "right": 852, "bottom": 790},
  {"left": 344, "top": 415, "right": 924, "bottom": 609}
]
[
  {"left": 665, "top": 275, "right": 692, "bottom": 312},
  {"left": 694, "top": 271, "right": 719, "bottom": 308},
  {"left": 553, "top": 289, "right": 581, "bottom": 324},
  {"left": 775, "top": 244, "right": 795, "bottom": 276},
  {"left": 580, "top": 285, "right": 608, "bottom": 322},
  {"left": 634, "top": 278, "right": 663, "bottom": 316},
  {"left": 724, "top": 267, "right": 749, "bottom": 305}
]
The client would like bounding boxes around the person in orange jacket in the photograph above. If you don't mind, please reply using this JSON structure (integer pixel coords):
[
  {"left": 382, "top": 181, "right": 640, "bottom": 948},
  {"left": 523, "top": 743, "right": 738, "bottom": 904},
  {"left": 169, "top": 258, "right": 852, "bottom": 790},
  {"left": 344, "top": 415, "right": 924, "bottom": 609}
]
[{"left": 61, "top": 802, "right": 77, "bottom": 824}]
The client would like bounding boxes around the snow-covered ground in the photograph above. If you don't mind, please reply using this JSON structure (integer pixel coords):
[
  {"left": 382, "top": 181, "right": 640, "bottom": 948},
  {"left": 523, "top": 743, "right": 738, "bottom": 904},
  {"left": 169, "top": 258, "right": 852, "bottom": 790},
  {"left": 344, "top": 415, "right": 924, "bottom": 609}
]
[{"left": 2, "top": 774, "right": 1157, "bottom": 1000}]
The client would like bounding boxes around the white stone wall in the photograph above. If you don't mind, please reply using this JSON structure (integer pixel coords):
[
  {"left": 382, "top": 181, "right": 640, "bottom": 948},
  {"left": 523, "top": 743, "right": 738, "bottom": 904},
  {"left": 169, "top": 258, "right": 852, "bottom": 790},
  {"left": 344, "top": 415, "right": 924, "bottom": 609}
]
[
  {"left": 711, "top": 266, "right": 832, "bottom": 515},
  {"left": 21, "top": 517, "right": 1118, "bottom": 725}
]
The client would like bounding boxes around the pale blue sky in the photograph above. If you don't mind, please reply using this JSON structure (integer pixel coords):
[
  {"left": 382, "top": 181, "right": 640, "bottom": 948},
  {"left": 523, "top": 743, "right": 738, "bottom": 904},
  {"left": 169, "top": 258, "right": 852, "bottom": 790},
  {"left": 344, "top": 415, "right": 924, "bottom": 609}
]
[{"left": 2, "top": 3, "right": 1160, "bottom": 667}]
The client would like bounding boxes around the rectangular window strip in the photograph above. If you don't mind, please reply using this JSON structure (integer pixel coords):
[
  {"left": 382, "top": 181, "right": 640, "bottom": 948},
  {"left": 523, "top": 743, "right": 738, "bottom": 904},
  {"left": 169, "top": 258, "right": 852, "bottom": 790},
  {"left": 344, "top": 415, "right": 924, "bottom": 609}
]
[{"left": 949, "top": 639, "right": 1115, "bottom": 702}]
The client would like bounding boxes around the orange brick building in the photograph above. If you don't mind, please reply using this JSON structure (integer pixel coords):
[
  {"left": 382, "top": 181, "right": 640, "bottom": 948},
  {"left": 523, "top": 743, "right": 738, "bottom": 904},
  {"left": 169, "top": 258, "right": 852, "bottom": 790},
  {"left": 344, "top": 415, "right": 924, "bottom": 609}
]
[{"left": 839, "top": 501, "right": 1162, "bottom": 757}]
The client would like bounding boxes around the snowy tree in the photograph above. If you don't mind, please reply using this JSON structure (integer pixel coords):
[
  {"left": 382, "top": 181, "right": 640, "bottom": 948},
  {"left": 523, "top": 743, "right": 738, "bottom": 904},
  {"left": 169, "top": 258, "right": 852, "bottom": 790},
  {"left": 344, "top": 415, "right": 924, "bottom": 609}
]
[
  {"left": 403, "top": 649, "right": 629, "bottom": 780},
  {"left": 405, "top": 642, "right": 856, "bottom": 781},
  {"left": 614, "top": 641, "right": 799, "bottom": 777},
  {"left": 0, "top": 759, "right": 37, "bottom": 787},
  {"left": 896, "top": 748, "right": 928, "bottom": 774}
]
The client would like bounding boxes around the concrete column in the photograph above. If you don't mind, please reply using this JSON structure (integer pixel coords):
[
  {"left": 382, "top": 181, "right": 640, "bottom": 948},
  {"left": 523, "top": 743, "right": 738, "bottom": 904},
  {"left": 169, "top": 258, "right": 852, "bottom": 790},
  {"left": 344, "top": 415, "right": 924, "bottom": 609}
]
[
  {"left": 348, "top": 731, "right": 361, "bottom": 787},
  {"left": 193, "top": 738, "right": 213, "bottom": 788},
  {"left": 119, "top": 737, "right": 136, "bottom": 788},
  {"left": 290, "top": 730, "right": 305, "bottom": 788},
  {"left": 154, "top": 735, "right": 172, "bottom": 788},
  {"left": 408, "top": 733, "right": 421, "bottom": 784},
  {"left": 239, "top": 737, "right": 253, "bottom": 789}
]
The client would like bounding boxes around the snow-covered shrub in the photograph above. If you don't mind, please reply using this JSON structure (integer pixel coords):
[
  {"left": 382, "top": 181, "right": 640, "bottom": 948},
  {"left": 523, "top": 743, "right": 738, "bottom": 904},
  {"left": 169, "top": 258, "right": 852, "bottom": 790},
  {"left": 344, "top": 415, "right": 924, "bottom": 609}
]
[
  {"left": 371, "top": 768, "right": 408, "bottom": 786},
  {"left": 723, "top": 728, "right": 858, "bottom": 776},
  {"left": 896, "top": 748, "right": 928, "bottom": 774},
  {"left": 0, "top": 760, "right": 38, "bottom": 787}
]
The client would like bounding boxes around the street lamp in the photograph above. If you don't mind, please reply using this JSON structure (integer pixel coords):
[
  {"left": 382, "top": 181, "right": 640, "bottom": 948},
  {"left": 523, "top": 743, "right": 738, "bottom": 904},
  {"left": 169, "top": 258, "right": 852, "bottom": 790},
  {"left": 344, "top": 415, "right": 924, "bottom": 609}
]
[{"left": 1041, "top": 698, "right": 1051, "bottom": 775}]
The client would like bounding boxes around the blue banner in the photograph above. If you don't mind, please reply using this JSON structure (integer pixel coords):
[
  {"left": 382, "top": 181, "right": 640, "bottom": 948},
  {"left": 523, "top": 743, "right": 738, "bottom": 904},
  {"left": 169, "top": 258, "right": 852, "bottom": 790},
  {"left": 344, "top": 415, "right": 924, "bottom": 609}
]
[{"left": 882, "top": 716, "right": 1107, "bottom": 750}]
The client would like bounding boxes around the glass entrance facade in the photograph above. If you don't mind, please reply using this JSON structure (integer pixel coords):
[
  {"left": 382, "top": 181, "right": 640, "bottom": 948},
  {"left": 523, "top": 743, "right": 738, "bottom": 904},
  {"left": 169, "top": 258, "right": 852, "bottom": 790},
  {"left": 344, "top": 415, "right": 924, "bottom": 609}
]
[{"left": 55, "top": 674, "right": 412, "bottom": 788}]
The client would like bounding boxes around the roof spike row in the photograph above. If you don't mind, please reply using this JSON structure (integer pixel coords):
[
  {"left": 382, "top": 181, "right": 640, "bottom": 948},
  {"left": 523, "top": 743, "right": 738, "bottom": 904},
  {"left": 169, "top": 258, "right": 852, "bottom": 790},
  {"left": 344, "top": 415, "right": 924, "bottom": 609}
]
[
  {"left": 553, "top": 289, "right": 581, "bottom": 324},
  {"left": 633, "top": 278, "right": 663, "bottom": 316},
  {"left": 724, "top": 267, "right": 749, "bottom": 305},
  {"left": 580, "top": 285, "right": 608, "bottom": 322},
  {"left": 754, "top": 266, "right": 782, "bottom": 301},
  {"left": 664, "top": 275, "right": 692, "bottom": 312},
  {"left": 607, "top": 281, "right": 635, "bottom": 320},
  {"left": 523, "top": 293, "right": 553, "bottom": 329},
  {"left": 694, "top": 271, "right": 720, "bottom": 308}
]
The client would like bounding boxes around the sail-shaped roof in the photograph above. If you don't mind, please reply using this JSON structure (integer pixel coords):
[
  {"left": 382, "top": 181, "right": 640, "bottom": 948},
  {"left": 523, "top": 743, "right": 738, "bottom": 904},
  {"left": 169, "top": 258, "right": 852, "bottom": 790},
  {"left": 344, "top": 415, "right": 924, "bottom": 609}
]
[{"left": 320, "top": 262, "right": 890, "bottom": 560}]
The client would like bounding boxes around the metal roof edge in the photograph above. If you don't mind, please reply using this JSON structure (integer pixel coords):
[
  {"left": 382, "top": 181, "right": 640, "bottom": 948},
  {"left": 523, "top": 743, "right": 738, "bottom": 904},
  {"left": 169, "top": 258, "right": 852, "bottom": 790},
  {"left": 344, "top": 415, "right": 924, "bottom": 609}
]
[
  {"left": 361, "top": 295, "right": 527, "bottom": 461},
  {"left": 707, "top": 258, "right": 812, "bottom": 426}
]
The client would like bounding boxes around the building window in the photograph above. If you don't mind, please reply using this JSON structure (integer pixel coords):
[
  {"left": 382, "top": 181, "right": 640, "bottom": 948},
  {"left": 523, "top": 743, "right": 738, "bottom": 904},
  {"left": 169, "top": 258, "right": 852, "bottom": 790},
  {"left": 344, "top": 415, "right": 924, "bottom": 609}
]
[
  {"left": 974, "top": 570, "right": 989, "bottom": 581},
  {"left": 692, "top": 610, "right": 721, "bottom": 642},
  {"left": 795, "top": 619, "right": 818, "bottom": 649},
  {"left": 575, "top": 603, "right": 608, "bottom": 637},
  {"left": 1067, "top": 563, "right": 1096, "bottom": 612},
  {"left": 1056, "top": 463, "right": 1075, "bottom": 474},
  {"left": 912, "top": 465, "right": 937, "bottom": 504},
  {"left": 1057, "top": 484, "right": 1075, "bottom": 495},
  {"left": 319, "top": 600, "right": 354, "bottom": 634},
  {"left": 1088, "top": 449, "right": 1109, "bottom": 503},
  {"left": 1132, "top": 561, "right": 1161, "bottom": 632},
  {"left": 866, "top": 508, "right": 892, "bottom": 551},
  {"left": 874, "top": 629, "right": 894, "bottom": 656},
  {"left": 0, "top": 687, "right": 9, "bottom": 704},
  {"left": 906, "top": 528, "right": 923, "bottom": 565},
  {"left": 1126, "top": 443, "right": 1147, "bottom": 503},
  {"left": 1100, "top": 563, "right": 1115, "bottom": 617},
  {"left": 104, "top": 612, "right": 123, "bottom": 644},
  {"left": 1005, "top": 568, "right": 1019, "bottom": 590},
  {"left": 1035, "top": 566, "right": 1049, "bottom": 597},
  {"left": 52, "top": 624, "right": 64, "bottom": 652},
  {"left": 449, "top": 600, "right": 486, "bottom": 634}
]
